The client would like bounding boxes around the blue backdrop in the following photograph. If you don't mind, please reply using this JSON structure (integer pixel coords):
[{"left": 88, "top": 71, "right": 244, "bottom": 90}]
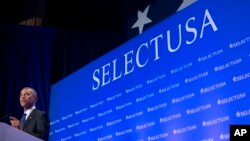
[{"left": 49, "top": 0, "right": 250, "bottom": 140}]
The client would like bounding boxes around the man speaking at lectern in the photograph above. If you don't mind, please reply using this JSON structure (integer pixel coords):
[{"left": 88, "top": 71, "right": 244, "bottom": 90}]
[{"left": 9, "top": 87, "right": 50, "bottom": 141}]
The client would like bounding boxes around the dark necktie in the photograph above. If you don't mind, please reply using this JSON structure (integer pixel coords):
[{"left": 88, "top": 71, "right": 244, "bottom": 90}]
[{"left": 19, "top": 113, "right": 26, "bottom": 130}]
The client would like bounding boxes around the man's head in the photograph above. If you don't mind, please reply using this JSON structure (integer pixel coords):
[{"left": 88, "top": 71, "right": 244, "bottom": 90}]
[{"left": 19, "top": 87, "right": 38, "bottom": 110}]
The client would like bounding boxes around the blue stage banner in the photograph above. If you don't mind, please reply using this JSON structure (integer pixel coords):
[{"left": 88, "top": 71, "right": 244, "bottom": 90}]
[{"left": 49, "top": 0, "right": 250, "bottom": 140}]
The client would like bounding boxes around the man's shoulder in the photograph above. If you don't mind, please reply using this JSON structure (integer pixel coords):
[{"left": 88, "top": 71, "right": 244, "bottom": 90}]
[
  {"left": 32, "top": 109, "right": 49, "bottom": 122},
  {"left": 33, "top": 109, "right": 48, "bottom": 116}
]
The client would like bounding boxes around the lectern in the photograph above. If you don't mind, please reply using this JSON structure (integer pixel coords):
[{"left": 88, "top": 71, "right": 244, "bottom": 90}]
[{"left": 0, "top": 122, "right": 43, "bottom": 141}]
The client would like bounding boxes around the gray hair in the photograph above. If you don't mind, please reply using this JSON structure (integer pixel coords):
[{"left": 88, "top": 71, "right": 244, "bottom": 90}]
[{"left": 22, "top": 87, "right": 38, "bottom": 99}]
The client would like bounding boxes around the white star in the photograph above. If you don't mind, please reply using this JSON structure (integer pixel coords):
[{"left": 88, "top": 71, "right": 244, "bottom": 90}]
[
  {"left": 217, "top": 99, "right": 221, "bottom": 105},
  {"left": 198, "top": 57, "right": 202, "bottom": 62},
  {"left": 131, "top": 5, "right": 152, "bottom": 34},
  {"left": 173, "top": 129, "right": 177, "bottom": 134},
  {"left": 172, "top": 99, "right": 175, "bottom": 103},
  {"left": 220, "top": 134, "right": 224, "bottom": 139},
  {"left": 202, "top": 121, "right": 206, "bottom": 126},
  {"left": 236, "top": 111, "right": 240, "bottom": 117}
]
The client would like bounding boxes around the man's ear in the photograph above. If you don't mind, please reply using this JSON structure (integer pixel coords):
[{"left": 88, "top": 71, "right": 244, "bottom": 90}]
[{"left": 34, "top": 96, "right": 38, "bottom": 102}]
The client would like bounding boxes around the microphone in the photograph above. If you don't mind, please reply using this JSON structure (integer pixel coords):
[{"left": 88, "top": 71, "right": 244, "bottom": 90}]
[{"left": 0, "top": 113, "right": 11, "bottom": 121}]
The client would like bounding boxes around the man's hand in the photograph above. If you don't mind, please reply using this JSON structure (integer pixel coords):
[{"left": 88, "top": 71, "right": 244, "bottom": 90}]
[{"left": 9, "top": 116, "right": 20, "bottom": 128}]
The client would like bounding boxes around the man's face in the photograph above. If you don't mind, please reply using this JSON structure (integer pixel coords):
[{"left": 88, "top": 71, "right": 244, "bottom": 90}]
[{"left": 19, "top": 88, "right": 36, "bottom": 110}]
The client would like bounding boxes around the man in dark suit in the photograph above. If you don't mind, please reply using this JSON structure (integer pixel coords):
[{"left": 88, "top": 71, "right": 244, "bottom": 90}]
[{"left": 9, "top": 87, "right": 50, "bottom": 141}]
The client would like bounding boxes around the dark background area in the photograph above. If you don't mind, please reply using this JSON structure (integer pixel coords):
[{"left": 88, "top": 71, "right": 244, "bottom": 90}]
[
  {"left": 0, "top": 0, "right": 184, "bottom": 125},
  {"left": 0, "top": 0, "right": 183, "bottom": 47}
]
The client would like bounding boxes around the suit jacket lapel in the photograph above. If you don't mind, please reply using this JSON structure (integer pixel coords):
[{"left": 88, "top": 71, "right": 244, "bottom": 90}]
[{"left": 23, "top": 109, "right": 37, "bottom": 128}]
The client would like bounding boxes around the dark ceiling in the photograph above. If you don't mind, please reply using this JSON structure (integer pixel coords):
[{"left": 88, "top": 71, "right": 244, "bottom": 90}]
[
  {"left": 0, "top": 0, "right": 183, "bottom": 33},
  {"left": 43, "top": 0, "right": 177, "bottom": 33},
  {"left": 0, "top": 0, "right": 184, "bottom": 83},
  {"left": 44, "top": 0, "right": 125, "bottom": 32}
]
